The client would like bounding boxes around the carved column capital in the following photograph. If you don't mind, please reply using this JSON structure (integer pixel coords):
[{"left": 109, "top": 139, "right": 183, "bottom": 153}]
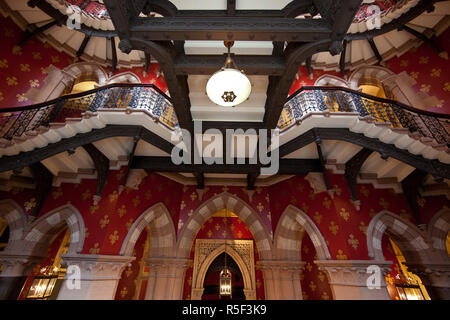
[
  {"left": 314, "top": 260, "right": 392, "bottom": 287},
  {"left": 0, "top": 253, "right": 44, "bottom": 277},
  {"left": 406, "top": 262, "right": 450, "bottom": 288},
  {"left": 144, "top": 257, "right": 192, "bottom": 270},
  {"left": 60, "top": 254, "right": 135, "bottom": 281},
  {"left": 257, "top": 260, "right": 306, "bottom": 272}
]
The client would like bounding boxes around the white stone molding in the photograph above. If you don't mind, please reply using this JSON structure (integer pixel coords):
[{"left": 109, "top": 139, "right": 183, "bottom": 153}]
[
  {"left": 315, "top": 260, "right": 392, "bottom": 300},
  {"left": 57, "top": 254, "right": 135, "bottom": 300},
  {"left": 0, "top": 253, "right": 44, "bottom": 277}
]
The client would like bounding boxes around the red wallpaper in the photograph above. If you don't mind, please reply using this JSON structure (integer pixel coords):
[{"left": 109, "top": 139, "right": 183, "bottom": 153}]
[
  {"left": 269, "top": 172, "right": 423, "bottom": 261},
  {"left": 0, "top": 169, "right": 183, "bottom": 256},
  {"left": 0, "top": 16, "right": 73, "bottom": 108},
  {"left": 181, "top": 216, "right": 265, "bottom": 300},
  {"left": 300, "top": 233, "right": 333, "bottom": 300},
  {"left": 383, "top": 28, "right": 450, "bottom": 114},
  {"left": 115, "top": 229, "right": 147, "bottom": 300},
  {"left": 0, "top": 15, "right": 168, "bottom": 109},
  {"left": 287, "top": 30, "right": 450, "bottom": 114}
]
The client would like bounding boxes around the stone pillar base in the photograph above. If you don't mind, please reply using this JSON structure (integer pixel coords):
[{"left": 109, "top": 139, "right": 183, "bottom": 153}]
[{"left": 315, "top": 260, "right": 392, "bottom": 300}]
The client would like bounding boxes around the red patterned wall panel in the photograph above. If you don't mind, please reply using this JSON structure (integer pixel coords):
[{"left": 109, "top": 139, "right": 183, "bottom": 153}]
[
  {"left": 300, "top": 233, "right": 333, "bottom": 300},
  {"left": 115, "top": 229, "right": 147, "bottom": 300}
]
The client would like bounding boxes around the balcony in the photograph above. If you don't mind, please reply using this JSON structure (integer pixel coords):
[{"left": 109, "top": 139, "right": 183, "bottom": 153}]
[{"left": 0, "top": 84, "right": 449, "bottom": 149}]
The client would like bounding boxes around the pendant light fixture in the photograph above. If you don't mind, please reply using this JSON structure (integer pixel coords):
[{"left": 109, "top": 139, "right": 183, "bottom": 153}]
[
  {"left": 206, "top": 41, "right": 252, "bottom": 107},
  {"left": 219, "top": 206, "right": 232, "bottom": 297}
]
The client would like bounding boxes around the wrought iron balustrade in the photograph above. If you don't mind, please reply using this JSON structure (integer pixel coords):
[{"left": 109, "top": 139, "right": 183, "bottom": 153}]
[
  {"left": 278, "top": 86, "right": 450, "bottom": 147},
  {"left": 0, "top": 84, "right": 177, "bottom": 141},
  {"left": 0, "top": 84, "right": 448, "bottom": 148}
]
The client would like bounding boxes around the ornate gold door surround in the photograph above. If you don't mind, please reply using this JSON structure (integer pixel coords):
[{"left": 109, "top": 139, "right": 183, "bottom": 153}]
[{"left": 191, "top": 239, "right": 256, "bottom": 300}]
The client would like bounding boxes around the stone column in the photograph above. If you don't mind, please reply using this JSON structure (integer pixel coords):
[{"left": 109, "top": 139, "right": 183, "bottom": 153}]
[
  {"left": 257, "top": 260, "right": 305, "bottom": 300},
  {"left": 144, "top": 257, "right": 191, "bottom": 300},
  {"left": 57, "top": 254, "right": 135, "bottom": 300},
  {"left": 315, "top": 260, "right": 392, "bottom": 300},
  {"left": 406, "top": 262, "right": 450, "bottom": 300},
  {"left": 0, "top": 252, "right": 44, "bottom": 300}
]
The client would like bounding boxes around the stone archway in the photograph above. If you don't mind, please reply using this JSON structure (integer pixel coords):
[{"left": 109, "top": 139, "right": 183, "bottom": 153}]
[
  {"left": 314, "top": 74, "right": 350, "bottom": 87},
  {"left": 0, "top": 203, "right": 86, "bottom": 300},
  {"left": 120, "top": 202, "right": 176, "bottom": 258},
  {"left": 366, "top": 210, "right": 450, "bottom": 300},
  {"left": 366, "top": 210, "right": 431, "bottom": 264},
  {"left": 176, "top": 192, "right": 273, "bottom": 261},
  {"left": 21, "top": 204, "right": 85, "bottom": 257},
  {"left": 191, "top": 239, "right": 256, "bottom": 300},
  {"left": 428, "top": 208, "right": 450, "bottom": 260},
  {"left": 274, "top": 204, "right": 331, "bottom": 261},
  {"left": 0, "top": 199, "right": 27, "bottom": 251}
]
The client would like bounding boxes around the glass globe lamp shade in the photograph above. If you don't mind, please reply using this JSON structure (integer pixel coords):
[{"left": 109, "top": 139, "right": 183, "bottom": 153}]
[{"left": 206, "top": 68, "right": 251, "bottom": 107}]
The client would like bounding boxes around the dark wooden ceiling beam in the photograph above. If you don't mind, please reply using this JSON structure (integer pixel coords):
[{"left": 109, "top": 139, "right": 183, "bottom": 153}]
[
  {"left": 131, "top": 156, "right": 322, "bottom": 174},
  {"left": 320, "top": 0, "right": 363, "bottom": 54},
  {"left": 402, "top": 169, "right": 428, "bottom": 225},
  {"left": 110, "top": 37, "right": 118, "bottom": 74},
  {"left": 145, "top": 0, "right": 314, "bottom": 18},
  {"left": 130, "top": 39, "right": 193, "bottom": 131},
  {"left": 315, "top": 137, "right": 332, "bottom": 193},
  {"left": 227, "top": 0, "right": 236, "bottom": 16},
  {"left": 247, "top": 173, "right": 259, "bottom": 190},
  {"left": 344, "top": 148, "right": 373, "bottom": 207},
  {"left": 119, "top": 135, "right": 141, "bottom": 191},
  {"left": 339, "top": 39, "right": 348, "bottom": 77},
  {"left": 193, "top": 172, "right": 205, "bottom": 189},
  {"left": 399, "top": 25, "right": 444, "bottom": 55},
  {"left": 76, "top": 34, "right": 91, "bottom": 59},
  {"left": 1, "top": 127, "right": 448, "bottom": 180},
  {"left": 130, "top": 17, "right": 331, "bottom": 42},
  {"left": 367, "top": 38, "right": 382, "bottom": 63},
  {"left": 263, "top": 39, "right": 332, "bottom": 129},
  {"left": 0, "top": 125, "right": 173, "bottom": 173},
  {"left": 174, "top": 54, "right": 286, "bottom": 76},
  {"left": 17, "top": 20, "right": 57, "bottom": 47},
  {"left": 82, "top": 143, "right": 110, "bottom": 202},
  {"left": 277, "top": 128, "right": 450, "bottom": 179},
  {"left": 29, "top": 162, "right": 53, "bottom": 218}
]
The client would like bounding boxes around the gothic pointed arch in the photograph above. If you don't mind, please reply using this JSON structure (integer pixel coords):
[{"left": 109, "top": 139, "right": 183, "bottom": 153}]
[
  {"left": 120, "top": 202, "right": 176, "bottom": 257},
  {"left": 348, "top": 65, "right": 395, "bottom": 90},
  {"left": 176, "top": 192, "right": 273, "bottom": 260},
  {"left": 428, "top": 208, "right": 450, "bottom": 259},
  {"left": 21, "top": 204, "right": 85, "bottom": 256},
  {"left": 367, "top": 210, "right": 430, "bottom": 264},
  {"left": 274, "top": 204, "right": 331, "bottom": 261},
  {"left": 314, "top": 74, "right": 350, "bottom": 87},
  {"left": 191, "top": 240, "right": 256, "bottom": 300},
  {"left": 0, "top": 199, "right": 27, "bottom": 250}
]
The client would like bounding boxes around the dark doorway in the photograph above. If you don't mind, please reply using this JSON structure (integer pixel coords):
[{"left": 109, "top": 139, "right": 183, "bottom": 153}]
[{"left": 201, "top": 253, "right": 245, "bottom": 300}]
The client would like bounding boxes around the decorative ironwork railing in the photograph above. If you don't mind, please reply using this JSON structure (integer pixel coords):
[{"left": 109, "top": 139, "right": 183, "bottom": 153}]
[
  {"left": 1, "top": 84, "right": 448, "bottom": 148},
  {"left": 278, "top": 86, "right": 450, "bottom": 147},
  {"left": 0, "top": 84, "right": 177, "bottom": 141}
]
